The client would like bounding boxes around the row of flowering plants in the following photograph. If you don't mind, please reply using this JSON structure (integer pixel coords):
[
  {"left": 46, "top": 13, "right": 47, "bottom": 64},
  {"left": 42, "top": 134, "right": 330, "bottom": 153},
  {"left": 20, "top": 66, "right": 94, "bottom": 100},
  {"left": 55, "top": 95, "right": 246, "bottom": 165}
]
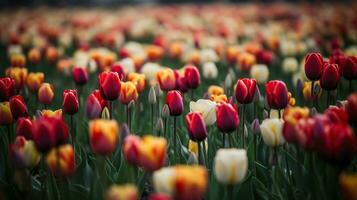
[{"left": 0, "top": 3, "right": 357, "bottom": 200}]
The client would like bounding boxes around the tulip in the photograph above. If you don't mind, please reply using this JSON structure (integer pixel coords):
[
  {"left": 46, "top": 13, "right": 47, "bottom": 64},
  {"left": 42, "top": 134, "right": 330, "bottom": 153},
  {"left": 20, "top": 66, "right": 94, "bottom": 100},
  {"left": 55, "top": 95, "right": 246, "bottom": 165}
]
[
  {"left": 26, "top": 72, "right": 44, "bottom": 93},
  {"left": 41, "top": 109, "right": 62, "bottom": 118},
  {"left": 211, "top": 94, "right": 228, "bottom": 103},
  {"left": 341, "top": 56, "right": 357, "bottom": 81},
  {"left": 0, "top": 77, "right": 16, "bottom": 101},
  {"left": 339, "top": 173, "right": 357, "bottom": 200},
  {"left": 9, "top": 95, "right": 28, "bottom": 120},
  {"left": 156, "top": 68, "right": 176, "bottom": 91},
  {"left": 62, "top": 90, "right": 79, "bottom": 115},
  {"left": 89, "top": 119, "right": 119, "bottom": 155},
  {"left": 250, "top": 64, "right": 269, "bottom": 84},
  {"left": 28, "top": 48, "right": 41, "bottom": 64},
  {"left": 304, "top": 52, "right": 324, "bottom": 81},
  {"left": 174, "top": 70, "right": 188, "bottom": 93},
  {"left": 302, "top": 81, "right": 322, "bottom": 101},
  {"left": 320, "top": 63, "right": 339, "bottom": 91},
  {"left": 235, "top": 78, "right": 256, "bottom": 104},
  {"left": 137, "top": 135, "right": 167, "bottom": 171},
  {"left": 6, "top": 67, "right": 28, "bottom": 89},
  {"left": 148, "top": 194, "right": 172, "bottom": 200},
  {"left": 202, "top": 62, "right": 218, "bottom": 79},
  {"left": 166, "top": 90, "right": 184, "bottom": 116},
  {"left": 347, "top": 92, "right": 357, "bottom": 125},
  {"left": 189, "top": 99, "right": 216, "bottom": 126},
  {"left": 216, "top": 103, "right": 239, "bottom": 134},
  {"left": 127, "top": 72, "right": 146, "bottom": 93},
  {"left": 86, "top": 90, "right": 108, "bottom": 119},
  {"left": 16, "top": 117, "right": 34, "bottom": 140},
  {"left": 72, "top": 67, "right": 88, "bottom": 86},
  {"left": 237, "top": 52, "right": 256, "bottom": 72},
  {"left": 214, "top": 148, "right": 248, "bottom": 185},
  {"left": 10, "top": 54, "right": 26, "bottom": 68},
  {"left": 98, "top": 71, "right": 121, "bottom": 101},
  {"left": 0, "top": 102, "right": 13, "bottom": 125},
  {"left": 169, "top": 42, "right": 183, "bottom": 59},
  {"left": 111, "top": 63, "right": 125, "bottom": 80},
  {"left": 46, "top": 144, "right": 75, "bottom": 177},
  {"left": 9, "top": 136, "right": 40, "bottom": 169},
  {"left": 146, "top": 45, "right": 164, "bottom": 61},
  {"left": 38, "top": 83, "right": 54, "bottom": 105},
  {"left": 184, "top": 65, "right": 201, "bottom": 89},
  {"left": 105, "top": 184, "right": 138, "bottom": 200},
  {"left": 282, "top": 107, "right": 310, "bottom": 144},
  {"left": 324, "top": 106, "right": 348, "bottom": 124},
  {"left": 122, "top": 135, "right": 141, "bottom": 165},
  {"left": 295, "top": 117, "right": 316, "bottom": 150},
  {"left": 265, "top": 80, "right": 288, "bottom": 110},
  {"left": 208, "top": 85, "right": 224, "bottom": 96},
  {"left": 185, "top": 112, "right": 207, "bottom": 142},
  {"left": 282, "top": 57, "right": 298, "bottom": 74},
  {"left": 32, "top": 116, "right": 69, "bottom": 152},
  {"left": 120, "top": 81, "right": 138, "bottom": 105},
  {"left": 260, "top": 118, "right": 285, "bottom": 147}
]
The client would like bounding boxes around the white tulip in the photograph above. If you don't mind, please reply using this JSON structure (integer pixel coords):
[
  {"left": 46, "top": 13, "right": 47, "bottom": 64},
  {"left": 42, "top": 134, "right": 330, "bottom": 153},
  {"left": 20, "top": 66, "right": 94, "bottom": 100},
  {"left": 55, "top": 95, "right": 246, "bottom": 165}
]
[
  {"left": 250, "top": 64, "right": 269, "bottom": 84},
  {"left": 118, "top": 58, "right": 135, "bottom": 74},
  {"left": 153, "top": 167, "right": 175, "bottom": 195},
  {"left": 200, "top": 48, "right": 219, "bottom": 63},
  {"left": 214, "top": 148, "right": 248, "bottom": 185},
  {"left": 202, "top": 62, "right": 218, "bottom": 79},
  {"left": 269, "top": 109, "right": 284, "bottom": 119},
  {"left": 140, "top": 62, "right": 162, "bottom": 82},
  {"left": 282, "top": 57, "right": 298, "bottom": 74},
  {"left": 189, "top": 99, "right": 216, "bottom": 126},
  {"left": 280, "top": 40, "right": 296, "bottom": 56},
  {"left": 260, "top": 118, "right": 285, "bottom": 147}
]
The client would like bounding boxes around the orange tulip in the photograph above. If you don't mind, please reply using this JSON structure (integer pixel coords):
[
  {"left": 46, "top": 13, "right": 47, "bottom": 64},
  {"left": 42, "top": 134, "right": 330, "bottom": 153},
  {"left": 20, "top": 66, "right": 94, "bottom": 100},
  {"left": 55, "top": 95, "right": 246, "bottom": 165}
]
[
  {"left": 211, "top": 94, "right": 228, "bottom": 103},
  {"left": 6, "top": 67, "right": 28, "bottom": 89},
  {"left": 38, "top": 83, "right": 54, "bottom": 105},
  {"left": 89, "top": 119, "right": 119, "bottom": 155},
  {"left": 169, "top": 42, "right": 183, "bottom": 59},
  {"left": 119, "top": 81, "right": 138, "bottom": 105},
  {"left": 127, "top": 72, "right": 146, "bottom": 93},
  {"left": 237, "top": 52, "right": 256, "bottom": 72},
  {"left": 26, "top": 72, "right": 44, "bottom": 93},
  {"left": 46, "top": 144, "right": 75, "bottom": 177},
  {"left": 156, "top": 68, "right": 176, "bottom": 91},
  {"left": 41, "top": 109, "right": 62, "bottom": 117},
  {"left": 105, "top": 184, "right": 138, "bottom": 200},
  {"left": 45, "top": 47, "right": 59, "bottom": 63},
  {"left": 0, "top": 102, "right": 13, "bottom": 125},
  {"left": 138, "top": 135, "right": 167, "bottom": 171},
  {"left": 146, "top": 45, "right": 164, "bottom": 61},
  {"left": 10, "top": 54, "right": 26, "bottom": 68},
  {"left": 340, "top": 173, "right": 357, "bottom": 200},
  {"left": 208, "top": 85, "right": 224, "bottom": 96},
  {"left": 28, "top": 48, "right": 41, "bottom": 64},
  {"left": 302, "top": 81, "right": 322, "bottom": 101}
]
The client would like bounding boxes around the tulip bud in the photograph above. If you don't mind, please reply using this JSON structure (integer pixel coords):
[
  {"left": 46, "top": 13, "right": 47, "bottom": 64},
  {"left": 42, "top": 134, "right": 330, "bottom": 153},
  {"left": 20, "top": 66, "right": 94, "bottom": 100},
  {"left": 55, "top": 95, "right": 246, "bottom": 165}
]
[
  {"left": 72, "top": 67, "right": 88, "bottom": 86},
  {"left": 216, "top": 103, "right": 239, "bottom": 133},
  {"left": 119, "top": 82, "right": 138, "bottom": 105},
  {"left": 250, "top": 64, "right": 269, "bottom": 84},
  {"left": 26, "top": 72, "right": 44, "bottom": 93},
  {"left": 155, "top": 118, "right": 164, "bottom": 135},
  {"left": 185, "top": 112, "right": 207, "bottom": 142},
  {"left": 304, "top": 52, "right": 324, "bottom": 81},
  {"left": 98, "top": 72, "right": 121, "bottom": 101},
  {"left": 16, "top": 118, "right": 34, "bottom": 140},
  {"left": 120, "top": 123, "right": 130, "bottom": 145},
  {"left": 260, "top": 118, "right": 285, "bottom": 147},
  {"left": 202, "top": 62, "right": 218, "bottom": 79},
  {"left": 0, "top": 77, "right": 16, "bottom": 101},
  {"left": 161, "top": 104, "right": 170, "bottom": 119},
  {"left": 320, "top": 63, "right": 340, "bottom": 91},
  {"left": 9, "top": 136, "right": 40, "bottom": 169},
  {"left": 101, "top": 107, "right": 111, "bottom": 119},
  {"left": 128, "top": 100, "right": 136, "bottom": 109},
  {"left": 251, "top": 118, "right": 260, "bottom": 135},
  {"left": 10, "top": 95, "right": 28, "bottom": 120},
  {"left": 46, "top": 144, "right": 75, "bottom": 177},
  {"left": 89, "top": 119, "right": 119, "bottom": 155},
  {"left": 86, "top": 90, "right": 108, "bottom": 119},
  {"left": 105, "top": 184, "right": 138, "bottom": 200},
  {"left": 0, "top": 101, "right": 13, "bottom": 125},
  {"left": 235, "top": 78, "right": 257, "bottom": 104},
  {"left": 184, "top": 65, "right": 201, "bottom": 89},
  {"left": 156, "top": 68, "right": 176, "bottom": 91},
  {"left": 265, "top": 80, "right": 288, "bottom": 110},
  {"left": 38, "top": 83, "right": 54, "bottom": 105},
  {"left": 148, "top": 86, "right": 157, "bottom": 104},
  {"left": 224, "top": 74, "right": 232, "bottom": 91},
  {"left": 214, "top": 148, "right": 248, "bottom": 185},
  {"left": 341, "top": 56, "right": 357, "bottom": 80},
  {"left": 62, "top": 89, "right": 79, "bottom": 115},
  {"left": 166, "top": 90, "right": 183, "bottom": 116}
]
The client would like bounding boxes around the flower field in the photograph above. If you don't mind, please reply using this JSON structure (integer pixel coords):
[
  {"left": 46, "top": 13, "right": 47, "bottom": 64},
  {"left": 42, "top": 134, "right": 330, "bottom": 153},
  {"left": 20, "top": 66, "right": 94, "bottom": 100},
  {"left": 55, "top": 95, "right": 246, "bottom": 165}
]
[{"left": 0, "top": 3, "right": 357, "bottom": 200}]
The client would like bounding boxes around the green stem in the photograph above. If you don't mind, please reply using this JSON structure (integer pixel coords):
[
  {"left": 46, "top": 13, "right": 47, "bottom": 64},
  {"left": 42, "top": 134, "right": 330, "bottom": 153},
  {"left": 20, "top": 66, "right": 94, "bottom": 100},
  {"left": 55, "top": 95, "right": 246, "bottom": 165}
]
[
  {"left": 311, "top": 80, "right": 315, "bottom": 107},
  {"left": 326, "top": 91, "right": 330, "bottom": 108},
  {"left": 241, "top": 104, "right": 246, "bottom": 148},
  {"left": 151, "top": 104, "right": 154, "bottom": 134},
  {"left": 222, "top": 133, "right": 226, "bottom": 148},
  {"left": 198, "top": 141, "right": 202, "bottom": 165},
  {"left": 173, "top": 116, "right": 177, "bottom": 164}
]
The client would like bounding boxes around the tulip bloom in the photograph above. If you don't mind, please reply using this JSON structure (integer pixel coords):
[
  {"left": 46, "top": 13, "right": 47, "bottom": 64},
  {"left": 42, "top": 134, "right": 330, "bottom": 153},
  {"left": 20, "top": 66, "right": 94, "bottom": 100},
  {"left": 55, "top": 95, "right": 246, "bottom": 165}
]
[
  {"left": 235, "top": 78, "right": 256, "bottom": 104},
  {"left": 38, "top": 83, "right": 54, "bottom": 105},
  {"left": 86, "top": 90, "right": 108, "bottom": 119},
  {"left": 26, "top": 72, "right": 44, "bottom": 93},
  {"left": 111, "top": 63, "right": 125, "bottom": 80},
  {"left": 89, "top": 119, "right": 119, "bottom": 155},
  {"left": 208, "top": 85, "right": 224, "bottom": 96},
  {"left": 347, "top": 92, "right": 357, "bottom": 124},
  {"left": 46, "top": 144, "right": 75, "bottom": 177},
  {"left": 28, "top": 48, "right": 41, "bottom": 64},
  {"left": 98, "top": 72, "right": 121, "bottom": 101},
  {"left": 214, "top": 148, "right": 248, "bottom": 185},
  {"left": 9, "top": 136, "right": 40, "bottom": 169},
  {"left": 0, "top": 77, "right": 16, "bottom": 101},
  {"left": 184, "top": 65, "right": 201, "bottom": 89},
  {"left": 0, "top": 102, "right": 13, "bottom": 125},
  {"left": 304, "top": 52, "right": 324, "bottom": 81},
  {"left": 16, "top": 117, "right": 34, "bottom": 140},
  {"left": 260, "top": 118, "right": 285, "bottom": 147},
  {"left": 265, "top": 80, "right": 288, "bottom": 110},
  {"left": 122, "top": 135, "right": 141, "bottom": 165},
  {"left": 302, "top": 81, "right": 322, "bottom": 101},
  {"left": 127, "top": 72, "right": 146, "bottom": 93},
  {"left": 6, "top": 67, "right": 28, "bottom": 89},
  {"left": 341, "top": 56, "right": 357, "bottom": 81},
  {"left": 166, "top": 90, "right": 184, "bottom": 116},
  {"left": 62, "top": 90, "right": 79, "bottom": 115},
  {"left": 320, "top": 63, "right": 340, "bottom": 91},
  {"left": 41, "top": 109, "right": 62, "bottom": 118},
  {"left": 185, "top": 112, "right": 207, "bottom": 142},
  {"left": 119, "top": 81, "right": 138, "bottom": 105},
  {"left": 250, "top": 64, "right": 269, "bottom": 84},
  {"left": 211, "top": 94, "right": 228, "bottom": 104},
  {"left": 189, "top": 99, "right": 216, "bottom": 126},
  {"left": 156, "top": 68, "right": 176, "bottom": 91},
  {"left": 282, "top": 107, "right": 309, "bottom": 144},
  {"left": 10, "top": 54, "right": 26, "bottom": 68},
  {"left": 339, "top": 173, "right": 357, "bottom": 200},
  {"left": 216, "top": 103, "right": 239, "bottom": 133},
  {"left": 72, "top": 67, "right": 89, "bottom": 85},
  {"left": 137, "top": 135, "right": 167, "bottom": 171},
  {"left": 174, "top": 70, "right": 188, "bottom": 93},
  {"left": 9, "top": 95, "right": 28, "bottom": 120},
  {"left": 105, "top": 184, "right": 138, "bottom": 200}
]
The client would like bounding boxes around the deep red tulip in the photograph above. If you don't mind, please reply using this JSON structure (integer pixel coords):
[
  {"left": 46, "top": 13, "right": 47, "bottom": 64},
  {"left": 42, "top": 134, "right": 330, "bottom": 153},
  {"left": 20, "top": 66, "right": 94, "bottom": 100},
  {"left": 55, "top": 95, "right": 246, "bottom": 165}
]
[
  {"left": 185, "top": 112, "right": 207, "bottom": 142},
  {"left": 111, "top": 63, "right": 125, "bottom": 80},
  {"left": 72, "top": 67, "right": 88, "bottom": 85},
  {"left": 304, "top": 53, "right": 324, "bottom": 81},
  {"left": 0, "top": 77, "right": 16, "bottom": 101},
  {"left": 9, "top": 95, "right": 28, "bottom": 120},
  {"left": 295, "top": 117, "right": 318, "bottom": 151},
  {"left": 320, "top": 63, "right": 340, "bottom": 91},
  {"left": 265, "top": 80, "right": 288, "bottom": 110},
  {"left": 235, "top": 78, "right": 257, "bottom": 104},
  {"left": 216, "top": 103, "right": 239, "bottom": 133},
  {"left": 98, "top": 72, "right": 121, "bottom": 101},
  {"left": 328, "top": 49, "right": 346, "bottom": 75},
  {"left": 62, "top": 90, "right": 79, "bottom": 115},
  {"left": 122, "top": 135, "right": 141, "bottom": 165},
  {"left": 166, "top": 90, "right": 184, "bottom": 116},
  {"left": 32, "top": 116, "right": 69, "bottom": 152},
  {"left": 16, "top": 117, "right": 34, "bottom": 140},
  {"left": 174, "top": 70, "right": 188, "bottom": 93},
  {"left": 324, "top": 107, "right": 348, "bottom": 124},
  {"left": 184, "top": 65, "right": 201, "bottom": 89},
  {"left": 341, "top": 56, "right": 357, "bottom": 80},
  {"left": 86, "top": 90, "right": 108, "bottom": 119},
  {"left": 347, "top": 92, "right": 357, "bottom": 125}
]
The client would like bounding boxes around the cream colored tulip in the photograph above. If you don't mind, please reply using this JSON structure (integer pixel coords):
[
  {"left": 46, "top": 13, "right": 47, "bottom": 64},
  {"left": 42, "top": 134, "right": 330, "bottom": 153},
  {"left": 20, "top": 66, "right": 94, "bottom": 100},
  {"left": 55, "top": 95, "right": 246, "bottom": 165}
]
[
  {"left": 260, "top": 118, "right": 285, "bottom": 147},
  {"left": 153, "top": 167, "right": 175, "bottom": 195},
  {"left": 202, "top": 62, "right": 218, "bottom": 79},
  {"left": 250, "top": 64, "right": 269, "bottom": 84},
  {"left": 214, "top": 148, "right": 248, "bottom": 185},
  {"left": 189, "top": 99, "right": 216, "bottom": 126},
  {"left": 282, "top": 57, "right": 298, "bottom": 74},
  {"left": 200, "top": 48, "right": 219, "bottom": 63},
  {"left": 119, "top": 58, "right": 135, "bottom": 74},
  {"left": 140, "top": 62, "right": 162, "bottom": 82}
]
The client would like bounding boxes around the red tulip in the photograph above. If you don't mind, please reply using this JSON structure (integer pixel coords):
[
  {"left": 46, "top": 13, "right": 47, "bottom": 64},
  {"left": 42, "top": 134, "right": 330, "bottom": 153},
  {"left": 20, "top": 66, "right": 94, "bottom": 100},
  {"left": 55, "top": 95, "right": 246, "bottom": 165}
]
[
  {"left": 62, "top": 89, "right": 79, "bottom": 115},
  {"left": 166, "top": 90, "right": 184, "bottom": 116},
  {"left": 174, "top": 70, "right": 188, "bottom": 93},
  {"left": 295, "top": 117, "right": 317, "bottom": 151},
  {"left": 184, "top": 65, "right": 201, "bottom": 89},
  {"left": 86, "top": 90, "right": 109, "bottom": 119},
  {"left": 16, "top": 117, "right": 34, "bottom": 140},
  {"left": 347, "top": 92, "right": 357, "bottom": 125},
  {"left": 216, "top": 103, "right": 239, "bottom": 133},
  {"left": 328, "top": 49, "right": 346, "bottom": 75},
  {"left": 324, "top": 107, "right": 348, "bottom": 124},
  {"left": 304, "top": 53, "right": 324, "bottom": 81},
  {"left": 0, "top": 77, "right": 16, "bottom": 101},
  {"left": 111, "top": 63, "right": 125, "bottom": 80},
  {"left": 265, "top": 80, "right": 288, "bottom": 110},
  {"left": 9, "top": 95, "right": 28, "bottom": 120},
  {"left": 72, "top": 67, "right": 88, "bottom": 85},
  {"left": 98, "top": 72, "right": 121, "bottom": 101},
  {"left": 122, "top": 135, "right": 141, "bottom": 165},
  {"left": 341, "top": 56, "right": 357, "bottom": 80},
  {"left": 185, "top": 112, "right": 207, "bottom": 142},
  {"left": 148, "top": 194, "right": 172, "bottom": 200},
  {"left": 320, "top": 63, "right": 340, "bottom": 91},
  {"left": 32, "top": 116, "right": 69, "bottom": 152},
  {"left": 235, "top": 78, "right": 257, "bottom": 104}
]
